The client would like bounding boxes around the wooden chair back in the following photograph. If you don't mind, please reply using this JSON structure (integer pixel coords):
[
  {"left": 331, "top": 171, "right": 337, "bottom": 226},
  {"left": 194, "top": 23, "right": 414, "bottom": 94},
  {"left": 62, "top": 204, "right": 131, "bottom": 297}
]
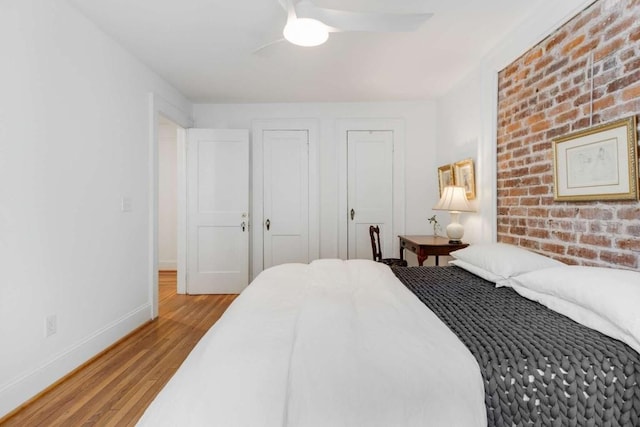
[{"left": 369, "top": 225, "right": 383, "bottom": 262}]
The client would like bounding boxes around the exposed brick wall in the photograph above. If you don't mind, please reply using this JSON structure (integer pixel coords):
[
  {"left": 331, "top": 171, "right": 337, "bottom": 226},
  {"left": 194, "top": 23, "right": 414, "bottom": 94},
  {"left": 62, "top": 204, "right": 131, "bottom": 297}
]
[{"left": 496, "top": 0, "right": 640, "bottom": 269}]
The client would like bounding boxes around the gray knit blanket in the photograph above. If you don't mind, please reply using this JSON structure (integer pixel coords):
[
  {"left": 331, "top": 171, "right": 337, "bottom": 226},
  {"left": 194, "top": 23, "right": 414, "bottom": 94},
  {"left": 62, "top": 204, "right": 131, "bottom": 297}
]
[{"left": 393, "top": 266, "right": 640, "bottom": 426}]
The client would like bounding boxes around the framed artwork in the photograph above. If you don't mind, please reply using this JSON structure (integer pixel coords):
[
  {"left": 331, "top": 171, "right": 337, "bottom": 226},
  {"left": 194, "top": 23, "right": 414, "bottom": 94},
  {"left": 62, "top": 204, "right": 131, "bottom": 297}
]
[
  {"left": 437, "top": 164, "right": 455, "bottom": 197},
  {"left": 454, "top": 159, "right": 476, "bottom": 200},
  {"left": 553, "top": 116, "right": 638, "bottom": 201}
]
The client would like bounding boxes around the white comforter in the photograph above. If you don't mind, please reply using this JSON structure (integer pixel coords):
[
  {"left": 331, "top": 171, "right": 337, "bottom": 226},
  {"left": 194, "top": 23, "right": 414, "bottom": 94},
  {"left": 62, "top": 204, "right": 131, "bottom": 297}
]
[{"left": 137, "top": 259, "right": 486, "bottom": 426}]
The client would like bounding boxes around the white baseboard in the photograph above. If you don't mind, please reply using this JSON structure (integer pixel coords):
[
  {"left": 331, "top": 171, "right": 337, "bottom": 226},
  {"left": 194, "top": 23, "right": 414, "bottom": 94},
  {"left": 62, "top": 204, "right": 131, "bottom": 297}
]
[
  {"left": 0, "top": 303, "right": 151, "bottom": 419},
  {"left": 158, "top": 260, "right": 177, "bottom": 270}
]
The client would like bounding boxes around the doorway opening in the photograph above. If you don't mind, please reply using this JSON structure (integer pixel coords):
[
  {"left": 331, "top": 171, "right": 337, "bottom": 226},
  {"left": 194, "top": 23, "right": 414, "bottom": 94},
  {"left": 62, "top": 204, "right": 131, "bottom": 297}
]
[{"left": 157, "top": 115, "right": 182, "bottom": 296}]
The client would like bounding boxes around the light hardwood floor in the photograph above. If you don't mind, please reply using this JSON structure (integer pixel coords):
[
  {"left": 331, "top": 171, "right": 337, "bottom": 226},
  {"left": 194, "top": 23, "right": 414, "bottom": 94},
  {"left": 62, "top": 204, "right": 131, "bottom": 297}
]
[{"left": 2, "top": 271, "right": 236, "bottom": 426}]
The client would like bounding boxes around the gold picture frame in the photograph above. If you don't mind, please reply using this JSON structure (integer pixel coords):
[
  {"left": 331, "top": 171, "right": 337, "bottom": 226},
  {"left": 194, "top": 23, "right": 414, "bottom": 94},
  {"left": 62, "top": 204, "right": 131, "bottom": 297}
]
[
  {"left": 437, "top": 164, "right": 455, "bottom": 197},
  {"left": 454, "top": 159, "right": 476, "bottom": 200},
  {"left": 553, "top": 116, "right": 638, "bottom": 201}
]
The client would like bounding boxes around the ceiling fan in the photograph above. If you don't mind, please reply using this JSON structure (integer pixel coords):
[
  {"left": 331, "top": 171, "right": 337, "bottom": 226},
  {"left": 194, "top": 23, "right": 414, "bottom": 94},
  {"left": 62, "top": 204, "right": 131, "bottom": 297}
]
[{"left": 256, "top": 0, "right": 433, "bottom": 51}]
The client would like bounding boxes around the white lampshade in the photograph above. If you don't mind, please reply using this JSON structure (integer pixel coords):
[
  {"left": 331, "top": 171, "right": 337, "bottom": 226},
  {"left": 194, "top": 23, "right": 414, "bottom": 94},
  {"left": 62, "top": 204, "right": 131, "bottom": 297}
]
[
  {"left": 433, "top": 186, "right": 474, "bottom": 243},
  {"left": 283, "top": 18, "right": 329, "bottom": 47},
  {"left": 433, "top": 186, "right": 473, "bottom": 212}
]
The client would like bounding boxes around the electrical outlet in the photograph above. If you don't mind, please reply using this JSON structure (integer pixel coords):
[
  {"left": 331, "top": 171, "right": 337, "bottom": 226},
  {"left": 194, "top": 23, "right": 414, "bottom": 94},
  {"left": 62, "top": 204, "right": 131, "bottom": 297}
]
[{"left": 46, "top": 314, "right": 57, "bottom": 337}]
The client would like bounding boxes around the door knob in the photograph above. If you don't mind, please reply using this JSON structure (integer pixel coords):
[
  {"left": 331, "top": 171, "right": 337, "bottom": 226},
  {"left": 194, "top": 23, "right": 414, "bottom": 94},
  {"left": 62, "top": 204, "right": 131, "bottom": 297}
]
[
  {"left": 350, "top": 209, "right": 355, "bottom": 220},
  {"left": 265, "top": 219, "right": 270, "bottom": 231},
  {"left": 241, "top": 221, "right": 246, "bottom": 232}
]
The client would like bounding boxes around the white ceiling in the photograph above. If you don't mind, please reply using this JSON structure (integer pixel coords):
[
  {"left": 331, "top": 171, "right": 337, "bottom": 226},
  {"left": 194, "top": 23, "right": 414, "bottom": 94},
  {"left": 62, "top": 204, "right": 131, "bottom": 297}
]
[{"left": 69, "top": 0, "right": 552, "bottom": 103}]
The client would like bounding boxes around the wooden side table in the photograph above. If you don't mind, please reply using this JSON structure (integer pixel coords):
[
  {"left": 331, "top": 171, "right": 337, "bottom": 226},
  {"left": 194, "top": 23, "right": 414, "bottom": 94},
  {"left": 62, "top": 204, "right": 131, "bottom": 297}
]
[{"left": 398, "top": 235, "right": 469, "bottom": 266}]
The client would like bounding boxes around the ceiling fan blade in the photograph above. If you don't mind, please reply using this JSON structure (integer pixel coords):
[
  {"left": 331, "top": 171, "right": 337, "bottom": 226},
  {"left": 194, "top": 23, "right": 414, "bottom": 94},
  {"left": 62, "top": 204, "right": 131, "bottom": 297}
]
[
  {"left": 294, "top": 0, "right": 432, "bottom": 32},
  {"left": 253, "top": 37, "right": 286, "bottom": 54}
]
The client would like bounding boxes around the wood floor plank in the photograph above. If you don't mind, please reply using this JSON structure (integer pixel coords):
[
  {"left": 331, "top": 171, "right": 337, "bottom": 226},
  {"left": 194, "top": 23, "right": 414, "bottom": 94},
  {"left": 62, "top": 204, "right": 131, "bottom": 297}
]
[{"left": 1, "top": 273, "right": 236, "bottom": 426}]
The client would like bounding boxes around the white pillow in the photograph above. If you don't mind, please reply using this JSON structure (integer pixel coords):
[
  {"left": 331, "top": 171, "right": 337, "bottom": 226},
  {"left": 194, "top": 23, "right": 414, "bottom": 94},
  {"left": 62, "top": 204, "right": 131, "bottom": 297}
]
[
  {"left": 449, "top": 259, "right": 503, "bottom": 283},
  {"left": 449, "top": 243, "right": 564, "bottom": 286},
  {"left": 510, "top": 266, "right": 640, "bottom": 354}
]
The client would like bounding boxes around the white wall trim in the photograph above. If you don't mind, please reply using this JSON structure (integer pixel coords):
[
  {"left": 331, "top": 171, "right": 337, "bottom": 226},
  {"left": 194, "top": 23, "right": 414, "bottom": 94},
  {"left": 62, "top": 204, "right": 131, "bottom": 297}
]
[
  {"left": 251, "top": 119, "right": 320, "bottom": 281},
  {"left": 148, "top": 93, "right": 193, "bottom": 317},
  {"left": 0, "top": 303, "right": 150, "bottom": 418},
  {"left": 175, "top": 127, "right": 187, "bottom": 294},
  {"left": 336, "top": 118, "right": 406, "bottom": 259},
  {"left": 158, "top": 260, "right": 178, "bottom": 270}
]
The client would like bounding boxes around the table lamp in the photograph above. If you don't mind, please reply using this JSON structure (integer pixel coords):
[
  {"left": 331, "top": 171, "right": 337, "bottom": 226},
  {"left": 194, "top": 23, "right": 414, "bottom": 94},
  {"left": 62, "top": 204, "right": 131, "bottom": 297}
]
[{"left": 433, "top": 186, "right": 474, "bottom": 243}]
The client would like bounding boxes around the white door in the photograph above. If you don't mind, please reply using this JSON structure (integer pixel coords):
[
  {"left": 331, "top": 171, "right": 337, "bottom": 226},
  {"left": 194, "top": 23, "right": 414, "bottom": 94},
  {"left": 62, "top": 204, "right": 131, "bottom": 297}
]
[
  {"left": 186, "top": 129, "right": 249, "bottom": 294},
  {"left": 263, "top": 130, "right": 309, "bottom": 269},
  {"left": 347, "top": 130, "right": 394, "bottom": 260}
]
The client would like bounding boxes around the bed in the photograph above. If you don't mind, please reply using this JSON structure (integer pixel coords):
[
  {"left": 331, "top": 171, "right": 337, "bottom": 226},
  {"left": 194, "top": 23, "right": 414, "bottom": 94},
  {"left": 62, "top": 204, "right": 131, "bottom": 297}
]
[{"left": 138, "top": 245, "right": 640, "bottom": 426}]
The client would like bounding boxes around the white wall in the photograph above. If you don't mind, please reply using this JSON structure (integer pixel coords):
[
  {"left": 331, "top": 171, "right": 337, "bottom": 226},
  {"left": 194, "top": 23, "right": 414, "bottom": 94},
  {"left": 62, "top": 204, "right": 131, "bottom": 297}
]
[
  {"left": 158, "top": 118, "right": 178, "bottom": 270},
  {"left": 194, "top": 102, "right": 438, "bottom": 266},
  {"left": 0, "top": 0, "right": 191, "bottom": 417},
  {"left": 435, "top": 73, "right": 485, "bottom": 244},
  {"left": 435, "top": 0, "right": 595, "bottom": 244}
]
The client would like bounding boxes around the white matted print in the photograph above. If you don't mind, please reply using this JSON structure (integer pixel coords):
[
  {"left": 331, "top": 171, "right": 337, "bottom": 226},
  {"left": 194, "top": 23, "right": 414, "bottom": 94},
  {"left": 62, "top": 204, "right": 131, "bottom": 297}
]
[
  {"left": 453, "top": 159, "right": 476, "bottom": 200},
  {"left": 553, "top": 116, "right": 638, "bottom": 201},
  {"left": 437, "top": 164, "right": 455, "bottom": 197}
]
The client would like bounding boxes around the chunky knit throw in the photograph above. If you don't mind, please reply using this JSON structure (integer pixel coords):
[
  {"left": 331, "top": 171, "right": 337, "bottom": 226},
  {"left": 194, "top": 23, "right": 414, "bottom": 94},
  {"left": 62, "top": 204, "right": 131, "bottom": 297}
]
[{"left": 393, "top": 266, "right": 640, "bottom": 426}]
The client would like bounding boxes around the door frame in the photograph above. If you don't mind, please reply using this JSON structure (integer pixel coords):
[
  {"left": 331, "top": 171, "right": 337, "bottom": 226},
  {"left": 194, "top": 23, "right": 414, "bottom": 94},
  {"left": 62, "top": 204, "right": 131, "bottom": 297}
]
[
  {"left": 337, "top": 119, "right": 406, "bottom": 260},
  {"left": 251, "top": 119, "right": 320, "bottom": 281},
  {"left": 148, "top": 93, "right": 193, "bottom": 319}
]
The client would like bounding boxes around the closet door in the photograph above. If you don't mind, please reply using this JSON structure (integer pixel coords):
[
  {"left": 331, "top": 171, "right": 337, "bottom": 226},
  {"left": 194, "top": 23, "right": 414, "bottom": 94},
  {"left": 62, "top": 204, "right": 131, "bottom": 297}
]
[
  {"left": 347, "top": 130, "right": 394, "bottom": 260},
  {"left": 186, "top": 129, "right": 249, "bottom": 294},
  {"left": 262, "top": 130, "right": 309, "bottom": 269}
]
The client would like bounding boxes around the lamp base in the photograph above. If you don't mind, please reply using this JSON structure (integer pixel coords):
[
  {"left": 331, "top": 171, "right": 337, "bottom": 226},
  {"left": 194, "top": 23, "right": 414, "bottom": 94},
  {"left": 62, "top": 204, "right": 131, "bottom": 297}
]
[
  {"left": 445, "top": 212, "right": 465, "bottom": 243},
  {"left": 448, "top": 239, "right": 462, "bottom": 244}
]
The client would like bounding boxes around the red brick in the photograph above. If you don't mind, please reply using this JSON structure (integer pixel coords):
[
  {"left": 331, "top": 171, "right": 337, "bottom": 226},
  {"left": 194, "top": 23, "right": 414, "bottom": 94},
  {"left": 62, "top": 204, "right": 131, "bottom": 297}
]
[
  {"left": 551, "top": 231, "right": 576, "bottom": 242},
  {"left": 607, "top": 70, "right": 640, "bottom": 93},
  {"left": 521, "top": 176, "right": 541, "bottom": 186},
  {"left": 520, "top": 239, "right": 541, "bottom": 250},
  {"left": 622, "top": 83, "right": 640, "bottom": 101},
  {"left": 503, "top": 64, "right": 520, "bottom": 79},
  {"left": 561, "top": 35, "right": 586, "bottom": 55},
  {"left": 528, "top": 208, "right": 549, "bottom": 217},
  {"left": 580, "top": 234, "right": 612, "bottom": 247},
  {"left": 506, "top": 121, "right": 521, "bottom": 133},
  {"left": 599, "top": 251, "right": 638, "bottom": 268},
  {"left": 550, "top": 207, "right": 579, "bottom": 218},
  {"left": 592, "top": 95, "right": 615, "bottom": 110},
  {"left": 545, "top": 31, "right": 568, "bottom": 51},
  {"left": 624, "top": 57, "right": 640, "bottom": 74},
  {"left": 524, "top": 48, "right": 543, "bottom": 65},
  {"left": 618, "top": 206, "right": 640, "bottom": 220},
  {"left": 571, "top": 8, "right": 600, "bottom": 33},
  {"left": 534, "top": 56, "right": 554, "bottom": 72},
  {"left": 541, "top": 242, "right": 566, "bottom": 255},
  {"left": 605, "top": 16, "right": 636, "bottom": 41},
  {"left": 579, "top": 207, "right": 614, "bottom": 220},
  {"left": 509, "top": 187, "right": 528, "bottom": 197},
  {"left": 531, "top": 120, "right": 551, "bottom": 133},
  {"left": 530, "top": 164, "right": 551, "bottom": 175},
  {"left": 567, "top": 246, "right": 597, "bottom": 259},
  {"left": 595, "top": 37, "right": 625, "bottom": 61},
  {"left": 529, "top": 185, "right": 550, "bottom": 195},
  {"left": 616, "top": 238, "right": 640, "bottom": 251},
  {"left": 571, "top": 40, "right": 600, "bottom": 61},
  {"left": 521, "top": 197, "right": 541, "bottom": 206},
  {"left": 555, "top": 110, "right": 579, "bottom": 124},
  {"left": 555, "top": 87, "right": 581, "bottom": 103},
  {"left": 526, "top": 112, "right": 546, "bottom": 125},
  {"left": 528, "top": 228, "right": 550, "bottom": 239}
]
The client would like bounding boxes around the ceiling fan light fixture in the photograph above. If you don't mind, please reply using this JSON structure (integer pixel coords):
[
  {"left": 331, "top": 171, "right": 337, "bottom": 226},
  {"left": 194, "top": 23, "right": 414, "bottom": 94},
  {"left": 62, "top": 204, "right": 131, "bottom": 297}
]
[{"left": 283, "top": 18, "right": 329, "bottom": 47}]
